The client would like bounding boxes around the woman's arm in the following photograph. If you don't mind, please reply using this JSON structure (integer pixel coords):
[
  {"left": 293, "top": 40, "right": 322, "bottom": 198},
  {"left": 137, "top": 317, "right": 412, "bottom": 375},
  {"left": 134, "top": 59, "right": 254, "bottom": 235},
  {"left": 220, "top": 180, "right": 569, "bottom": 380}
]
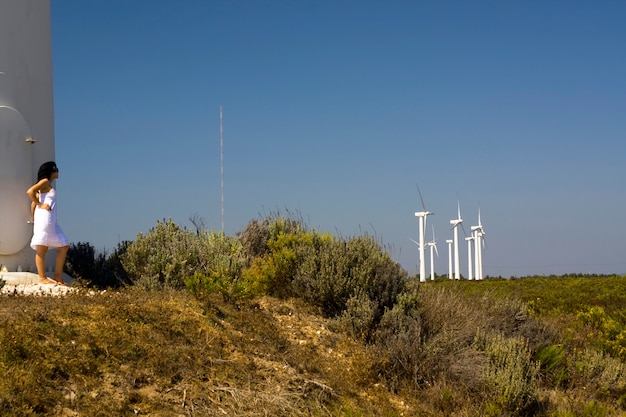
[{"left": 27, "top": 179, "right": 51, "bottom": 210}]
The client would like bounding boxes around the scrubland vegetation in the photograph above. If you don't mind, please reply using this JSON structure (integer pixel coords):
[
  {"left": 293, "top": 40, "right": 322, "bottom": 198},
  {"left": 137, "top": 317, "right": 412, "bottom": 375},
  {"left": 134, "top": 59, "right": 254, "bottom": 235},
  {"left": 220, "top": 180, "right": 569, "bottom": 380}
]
[{"left": 1, "top": 213, "right": 625, "bottom": 416}]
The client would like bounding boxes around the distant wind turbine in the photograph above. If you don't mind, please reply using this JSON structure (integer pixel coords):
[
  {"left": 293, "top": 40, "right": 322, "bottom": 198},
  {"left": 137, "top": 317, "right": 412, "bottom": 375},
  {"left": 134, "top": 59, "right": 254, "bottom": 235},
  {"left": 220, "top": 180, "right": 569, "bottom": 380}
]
[
  {"left": 426, "top": 226, "right": 438, "bottom": 281},
  {"left": 414, "top": 183, "right": 433, "bottom": 283},
  {"left": 449, "top": 201, "right": 463, "bottom": 280}
]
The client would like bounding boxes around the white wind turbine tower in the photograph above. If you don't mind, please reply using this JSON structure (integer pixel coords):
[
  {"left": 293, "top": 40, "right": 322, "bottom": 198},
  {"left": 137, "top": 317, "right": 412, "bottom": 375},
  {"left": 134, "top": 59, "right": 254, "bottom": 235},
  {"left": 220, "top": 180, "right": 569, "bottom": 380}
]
[
  {"left": 414, "top": 184, "right": 433, "bottom": 283},
  {"left": 446, "top": 239, "right": 453, "bottom": 279},
  {"left": 426, "top": 226, "right": 438, "bottom": 281},
  {"left": 449, "top": 201, "right": 463, "bottom": 280},
  {"left": 465, "top": 235, "right": 474, "bottom": 280},
  {"left": 471, "top": 227, "right": 480, "bottom": 280},
  {"left": 471, "top": 208, "right": 486, "bottom": 280}
]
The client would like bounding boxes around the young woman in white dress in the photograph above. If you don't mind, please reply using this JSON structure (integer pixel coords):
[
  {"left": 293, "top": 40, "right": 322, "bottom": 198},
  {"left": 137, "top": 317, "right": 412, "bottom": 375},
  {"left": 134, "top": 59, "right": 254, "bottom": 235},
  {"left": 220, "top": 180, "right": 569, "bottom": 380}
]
[{"left": 26, "top": 161, "right": 70, "bottom": 285}]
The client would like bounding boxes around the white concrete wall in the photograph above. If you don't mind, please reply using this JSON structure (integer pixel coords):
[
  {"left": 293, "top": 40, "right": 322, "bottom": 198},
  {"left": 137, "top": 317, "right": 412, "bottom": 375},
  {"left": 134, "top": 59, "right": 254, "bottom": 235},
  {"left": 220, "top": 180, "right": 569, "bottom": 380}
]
[{"left": 0, "top": 0, "right": 56, "bottom": 271}]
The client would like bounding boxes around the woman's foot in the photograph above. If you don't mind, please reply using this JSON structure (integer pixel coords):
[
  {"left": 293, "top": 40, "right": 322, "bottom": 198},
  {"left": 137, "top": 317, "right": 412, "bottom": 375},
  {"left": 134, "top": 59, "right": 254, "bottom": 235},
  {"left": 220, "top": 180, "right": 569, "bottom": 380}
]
[
  {"left": 39, "top": 277, "right": 57, "bottom": 285},
  {"left": 53, "top": 274, "right": 66, "bottom": 286}
]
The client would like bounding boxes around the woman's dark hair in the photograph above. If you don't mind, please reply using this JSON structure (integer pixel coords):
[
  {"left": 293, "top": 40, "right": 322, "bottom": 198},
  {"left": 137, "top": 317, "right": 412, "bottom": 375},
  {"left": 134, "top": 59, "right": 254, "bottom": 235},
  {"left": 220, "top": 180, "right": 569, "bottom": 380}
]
[{"left": 37, "top": 161, "right": 59, "bottom": 182}]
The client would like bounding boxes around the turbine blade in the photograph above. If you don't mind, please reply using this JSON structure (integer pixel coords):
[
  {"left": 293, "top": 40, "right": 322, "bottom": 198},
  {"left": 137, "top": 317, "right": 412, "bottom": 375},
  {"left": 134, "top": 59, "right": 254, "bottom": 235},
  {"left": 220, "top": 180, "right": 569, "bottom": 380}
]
[
  {"left": 460, "top": 222, "right": 468, "bottom": 238},
  {"left": 416, "top": 182, "right": 427, "bottom": 212},
  {"left": 434, "top": 244, "right": 439, "bottom": 257}
]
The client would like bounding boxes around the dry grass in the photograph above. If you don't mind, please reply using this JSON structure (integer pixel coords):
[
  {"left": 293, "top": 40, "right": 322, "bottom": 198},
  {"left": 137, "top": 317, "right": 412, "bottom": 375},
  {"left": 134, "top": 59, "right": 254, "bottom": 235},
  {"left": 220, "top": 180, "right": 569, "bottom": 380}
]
[
  {"left": 1, "top": 278, "right": 625, "bottom": 416},
  {"left": 0, "top": 288, "right": 417, "bottom": 416}
]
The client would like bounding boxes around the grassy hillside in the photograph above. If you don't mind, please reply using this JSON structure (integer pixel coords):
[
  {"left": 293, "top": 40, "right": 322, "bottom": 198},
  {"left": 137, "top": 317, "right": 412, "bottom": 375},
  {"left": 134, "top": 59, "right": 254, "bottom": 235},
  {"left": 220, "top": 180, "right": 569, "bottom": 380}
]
[
  {"left": 1, "top": 276, "right": 625, "bottom": 416},
  {"left": 0, "top": 288, "right": 421, "bottom": 416},
  {"left": 4, "top": 216, "right": 623, "bottom": 416}
]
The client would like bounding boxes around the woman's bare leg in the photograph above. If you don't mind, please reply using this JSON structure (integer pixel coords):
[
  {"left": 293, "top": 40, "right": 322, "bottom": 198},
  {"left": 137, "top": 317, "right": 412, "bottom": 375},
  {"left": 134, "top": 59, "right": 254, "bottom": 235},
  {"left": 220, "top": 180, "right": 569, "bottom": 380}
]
[
  {"left": 35, "top": 245, "right": 54, "bottom": 284},
  {"left": 53, "top": 245, "right": 69, "bottom": 285}
]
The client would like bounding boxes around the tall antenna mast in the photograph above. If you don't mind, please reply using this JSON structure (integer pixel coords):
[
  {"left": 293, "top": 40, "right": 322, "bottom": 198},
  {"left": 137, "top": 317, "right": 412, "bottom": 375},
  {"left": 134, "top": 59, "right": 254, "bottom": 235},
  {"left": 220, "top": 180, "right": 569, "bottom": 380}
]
[{"left": 220, "top": 104, "right": 224, "bottom": 234}]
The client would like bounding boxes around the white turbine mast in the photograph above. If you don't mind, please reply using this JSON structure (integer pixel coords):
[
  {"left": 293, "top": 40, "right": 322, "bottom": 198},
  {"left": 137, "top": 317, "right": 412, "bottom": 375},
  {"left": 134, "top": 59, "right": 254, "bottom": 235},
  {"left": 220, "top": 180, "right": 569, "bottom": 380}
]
[
  {"left": 426, "top": 225, "right": 438, "bottom": 281},
  {"left": 465, "top": 234, "right": 474, "bottom": 280},
  {"left": 477, "top": 208, "right": 486, "bottom": 279},
  {"left": 446, "top": 239, "right": 453, "bottom": 279},
  {"left": 449, "top": 200, "right": 463, "bottom": 280},
  {"left": 470, "top": 227, "right": 480, "bottom": 280},
  {"left": 414, "top": 183, "right": 433, "bottom": 283},
  {"left": 470, "top": 207, "right": 486, "bottom": 280}
]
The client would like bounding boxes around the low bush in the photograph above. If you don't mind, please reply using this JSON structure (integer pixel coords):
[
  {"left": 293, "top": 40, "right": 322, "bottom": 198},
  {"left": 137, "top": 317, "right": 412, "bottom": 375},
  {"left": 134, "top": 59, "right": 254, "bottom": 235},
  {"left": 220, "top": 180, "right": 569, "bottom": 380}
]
[
  {"left": 369, "top": 283, "right": 557, "bottom": 412},
  {"left": 65, "top": 242, "right": 104, "bottom": 283},
  {"left": 293, "top": 233, "right": 407, "bottom": 321},
  {"left": 122, "top": 219, "right": 247, "bottom": 291},
  {"left": 335, "top": 289, "right": 377, "bottom": 341},
  {"left": 535, "top": 344, "right": 569, "bottom": 387},
  {"left": 122, "top": 219, "right": 198, "bottom": 289},
  {"left": 576, "top": 306, "right": 626, "bottom": 360},
  {"left": 237, "top": 211, "right": 306, "bottom": 263},
  {"left": 371, "top": 288, "right": 424, "bottom": 391},
  {"left": 475, "top": 330, "right": 542, "bottom": 416},
  {"left": 65, "top": 241, "right": 130, "bottom": 288},
  {"left": 239, "top": 214, "right": 408, "bottom": 324},
  {"left": 571, "top": 348, "right": 625, "bottom": 389},
  {"left": 184, "top": 232, "right": 249, "bottom": 301}
]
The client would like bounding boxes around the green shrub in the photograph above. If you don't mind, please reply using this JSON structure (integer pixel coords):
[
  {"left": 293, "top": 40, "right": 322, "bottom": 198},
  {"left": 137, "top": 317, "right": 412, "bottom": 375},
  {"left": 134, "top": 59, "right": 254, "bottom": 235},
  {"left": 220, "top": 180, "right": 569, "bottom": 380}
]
[
  {"left": 372, "top": 289, "right": 423, "bottom": 391},
  {"left": 122, "top": 219, "right": 198, "bottom": 289},
  {"left": 237, "top": 214, "right": 315, "bottom": 298},
  {"left": 334, "top": 290, "right": 376, "bottom": 341},
  {"left": 239, "top": 229, "right": 323, "bottom": 298},
  {"left": 65, "top": 242, "right": 103, "bottom": 282},
  {"left": 475, "top": 330, "right": 541, "bottom": 416},
  {"left": 535, "top": 344, "right": 569, "bottom": 387},
  {"left": 238, "top": 218, "right": 271, "bottom": 261},
  {"left": 239, "top": 215, "right": 407, "bottom": 322},
  {"left": 576, "top": 306, "right": 626, "bottom": 359},
  {"left": 66, "top": 241, "right": 130, "bottom": 288},
  {"left": 185, "top": 270, "right": 254, "bottom": 302},
  {"left": 103, "top": 240, "right": 131, "bottom": 287},
  {"left": 266, "top": 231, "right": 314, "bottom": 296},
  {"left": 571, "top": 348, "right": 625, "bottom": 388},
  {"left": 237, "top": 212, "right": 306, "bottom": 263},
  {"left": 184, "top": 233, "right": 250, "bottom": 301},
  {"left": 293, "top": 233, "right": 407, "bottom": 319},
  {"left": 122, "top": 219, "right": 246, "bottom": 291}
]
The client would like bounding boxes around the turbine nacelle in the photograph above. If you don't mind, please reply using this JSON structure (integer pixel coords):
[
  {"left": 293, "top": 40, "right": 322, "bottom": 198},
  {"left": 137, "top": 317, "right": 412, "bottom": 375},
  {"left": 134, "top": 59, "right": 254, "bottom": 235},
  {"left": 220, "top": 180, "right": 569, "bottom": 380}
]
[
  {"left": 415, "top": 211, "right": 432, "bottom": 217},
  {"left": 427, "top": 240, "right": 439, "bottom": 257}
]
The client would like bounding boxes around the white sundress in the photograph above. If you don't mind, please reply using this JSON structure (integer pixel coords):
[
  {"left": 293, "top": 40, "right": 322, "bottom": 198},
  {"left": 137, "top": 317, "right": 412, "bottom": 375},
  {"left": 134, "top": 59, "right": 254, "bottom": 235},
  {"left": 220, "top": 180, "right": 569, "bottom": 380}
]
[{"left": 30, "top": 188, "right": 69, "bottom": 250}]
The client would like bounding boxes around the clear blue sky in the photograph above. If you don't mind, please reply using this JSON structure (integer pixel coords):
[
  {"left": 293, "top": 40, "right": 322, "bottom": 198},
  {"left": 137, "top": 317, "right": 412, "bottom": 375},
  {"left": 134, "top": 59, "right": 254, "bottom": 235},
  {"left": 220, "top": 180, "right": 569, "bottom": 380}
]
[{"left": 51, "top": 1, "right": 626, "bottom": 278}]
